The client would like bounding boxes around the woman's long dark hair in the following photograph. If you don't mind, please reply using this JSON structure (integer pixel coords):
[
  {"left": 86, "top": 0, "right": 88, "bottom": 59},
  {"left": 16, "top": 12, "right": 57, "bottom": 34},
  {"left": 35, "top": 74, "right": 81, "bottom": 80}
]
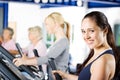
[{"left": 77, "top": 11, "right": 120, "bottom": 79}]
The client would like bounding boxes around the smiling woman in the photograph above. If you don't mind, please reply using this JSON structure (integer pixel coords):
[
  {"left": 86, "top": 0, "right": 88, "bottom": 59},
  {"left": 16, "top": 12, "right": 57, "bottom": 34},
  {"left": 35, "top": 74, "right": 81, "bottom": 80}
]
[
  {"left": 52, "top": 11, "right": 120, "bottom": 80},
  {"left": 81, "top": 18, "right": 105, "bottom": 49},
  {"left": 78, "top": 11, "right": 116, "bottom": 80}
]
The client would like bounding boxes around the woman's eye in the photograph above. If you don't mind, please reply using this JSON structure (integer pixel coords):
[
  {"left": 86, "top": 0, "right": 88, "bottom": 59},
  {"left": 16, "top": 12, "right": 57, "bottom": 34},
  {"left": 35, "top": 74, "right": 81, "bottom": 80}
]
[
  {"left": 90, "top": 30, "right": 94, "bottom": 32},
  {"left": 81, "top": 30, "right": 85, "bottom": 34}
]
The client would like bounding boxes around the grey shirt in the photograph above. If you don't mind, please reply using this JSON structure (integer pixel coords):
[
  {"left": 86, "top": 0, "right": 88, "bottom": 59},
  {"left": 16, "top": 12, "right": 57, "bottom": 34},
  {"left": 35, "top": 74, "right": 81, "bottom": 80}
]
[{"left": 37, "top": 37, "right": 69, "bottom": 71}]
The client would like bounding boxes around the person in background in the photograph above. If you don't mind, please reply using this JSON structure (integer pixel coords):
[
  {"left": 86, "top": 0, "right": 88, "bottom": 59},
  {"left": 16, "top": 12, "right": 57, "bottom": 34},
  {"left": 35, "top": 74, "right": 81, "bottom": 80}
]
[
  {"left": 24, "top": 26, "right": 47, "bottom": 58},
  {"left": 2, "top": 27, "right": 18, "bottom": 55},
  {"left": 13, "top": 12, "right": 70, "bottom": 80},
  {"left": 23, "top": 26, "right": 47, "bottom": 74},
  {"left": 52, "top": 11, "right": 120, "bottom": 80}
]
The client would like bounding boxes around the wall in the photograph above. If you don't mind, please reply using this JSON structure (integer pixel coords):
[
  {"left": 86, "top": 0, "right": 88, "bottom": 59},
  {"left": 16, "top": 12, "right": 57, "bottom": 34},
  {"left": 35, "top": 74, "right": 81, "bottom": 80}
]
[{"left": 8, "top": 2, "right": 43, "bottom": 47}]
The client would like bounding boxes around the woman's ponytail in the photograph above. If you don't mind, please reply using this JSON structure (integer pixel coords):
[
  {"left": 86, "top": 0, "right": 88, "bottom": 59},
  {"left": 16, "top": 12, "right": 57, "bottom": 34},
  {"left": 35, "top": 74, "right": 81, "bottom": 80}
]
[{"left": 64, "top": 21, "right": 70, "bottom": 41}]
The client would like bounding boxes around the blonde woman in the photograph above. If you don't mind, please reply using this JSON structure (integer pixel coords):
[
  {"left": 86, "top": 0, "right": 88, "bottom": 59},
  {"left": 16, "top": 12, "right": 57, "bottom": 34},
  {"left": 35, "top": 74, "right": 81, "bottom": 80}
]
[{"left": 13, "top": 12, "right": 70, "bottom": 79}]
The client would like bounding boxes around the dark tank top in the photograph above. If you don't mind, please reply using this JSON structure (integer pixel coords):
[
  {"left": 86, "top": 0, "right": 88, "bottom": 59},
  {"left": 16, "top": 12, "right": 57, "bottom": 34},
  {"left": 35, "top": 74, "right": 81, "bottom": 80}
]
[{"left": 78, "top": 49, "right": 114, "bottom": 80}]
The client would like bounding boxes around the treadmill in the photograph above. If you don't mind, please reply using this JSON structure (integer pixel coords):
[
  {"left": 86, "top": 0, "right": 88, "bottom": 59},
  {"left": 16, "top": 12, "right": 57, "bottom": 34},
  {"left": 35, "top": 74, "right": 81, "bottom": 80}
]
[{"left": 0, "top": 45, "right": 41, "bottom": 80}]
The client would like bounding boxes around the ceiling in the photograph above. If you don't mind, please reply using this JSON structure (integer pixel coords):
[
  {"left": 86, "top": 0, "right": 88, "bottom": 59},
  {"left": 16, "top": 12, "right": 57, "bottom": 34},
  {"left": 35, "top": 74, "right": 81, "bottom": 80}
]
[{"left": 0, "top": 0, "right": 120, "bottom": 8}]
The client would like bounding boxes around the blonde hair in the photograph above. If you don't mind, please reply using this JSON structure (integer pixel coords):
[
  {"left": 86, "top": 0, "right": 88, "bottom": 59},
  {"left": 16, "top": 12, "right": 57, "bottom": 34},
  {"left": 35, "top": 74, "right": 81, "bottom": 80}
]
[
  {"left": 28, "top": 26, "right": 42, "bottom": 40},
  {"left": 46, "top": 12, "right": 70, "bottom": 41}
]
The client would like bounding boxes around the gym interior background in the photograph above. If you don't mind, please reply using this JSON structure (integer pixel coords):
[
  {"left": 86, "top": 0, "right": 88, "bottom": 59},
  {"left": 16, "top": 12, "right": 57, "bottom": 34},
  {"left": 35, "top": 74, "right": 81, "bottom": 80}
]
[{"left": 0, "top": 0, "right": 120, "bottom": 73}]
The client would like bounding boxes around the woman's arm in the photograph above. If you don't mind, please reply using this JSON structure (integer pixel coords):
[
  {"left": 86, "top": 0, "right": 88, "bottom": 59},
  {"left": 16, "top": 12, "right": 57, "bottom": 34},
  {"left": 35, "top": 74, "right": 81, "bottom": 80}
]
[
  {"left": 9, "top": 50, "right": 19, "bottom": 55},
  {"left": 13, "top": 54, "right": 38, "bottom": 66},
  {"left": 13, "top": 38, "right": 68, "bottom": 66}
]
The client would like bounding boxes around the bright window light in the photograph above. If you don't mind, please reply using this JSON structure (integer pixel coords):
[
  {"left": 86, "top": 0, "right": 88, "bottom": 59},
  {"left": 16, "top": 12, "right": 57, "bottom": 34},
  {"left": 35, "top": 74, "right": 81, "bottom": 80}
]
[
  {"left": 77, "top": 0, "right": 82, "bottom": 6},
  {"left": 49, "top": 0, "right": 56, "bottom": 3},
  {"left": 34, "top": 0, "right": 40, "bottom": 3},
  {"left": 42, "top": 0, "right": 48, "bottom": 3}
]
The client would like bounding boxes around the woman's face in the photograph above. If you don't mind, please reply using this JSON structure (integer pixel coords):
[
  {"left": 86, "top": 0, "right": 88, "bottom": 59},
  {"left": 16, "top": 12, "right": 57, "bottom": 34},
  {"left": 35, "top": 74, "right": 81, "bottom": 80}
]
[
  {"left": 28, "top": 32, "right": 37, "bottom": 42},
  {"left": 3, "top": 30, "right": 11, "bottom": 40},
  {"left": 45, "top": 18, "right": 56, "bottom": 34},
  {"left": 81, "top": 18, "right": 105, "bottom": 49}
]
